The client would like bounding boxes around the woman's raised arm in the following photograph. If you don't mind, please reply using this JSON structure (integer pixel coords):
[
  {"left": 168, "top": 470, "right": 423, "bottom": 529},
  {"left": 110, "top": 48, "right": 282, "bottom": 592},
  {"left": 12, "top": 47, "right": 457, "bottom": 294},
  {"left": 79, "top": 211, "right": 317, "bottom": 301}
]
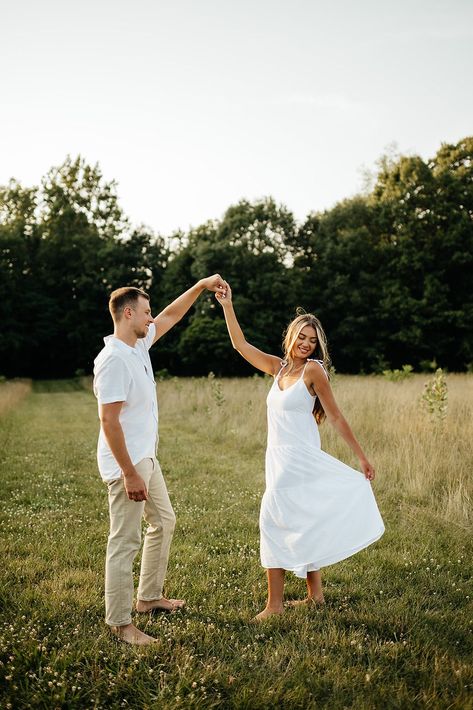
[{"left": 216, "top": 283, "right": 282, "bottom": 376}]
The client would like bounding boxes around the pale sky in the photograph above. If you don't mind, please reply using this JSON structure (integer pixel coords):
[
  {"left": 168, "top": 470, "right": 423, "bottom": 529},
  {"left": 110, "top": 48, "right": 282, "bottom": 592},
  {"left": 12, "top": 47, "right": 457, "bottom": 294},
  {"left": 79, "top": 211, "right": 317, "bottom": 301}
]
[{"left": 1, "top": 0, "right": 472, "bottom": 235}]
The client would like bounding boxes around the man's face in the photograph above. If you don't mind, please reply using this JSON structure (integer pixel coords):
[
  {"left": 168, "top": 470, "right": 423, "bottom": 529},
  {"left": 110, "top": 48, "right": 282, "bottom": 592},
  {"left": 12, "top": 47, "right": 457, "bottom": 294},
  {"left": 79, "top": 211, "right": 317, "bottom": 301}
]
[{"left": 128, "top": 296, "right": 153, "bottom": 338}]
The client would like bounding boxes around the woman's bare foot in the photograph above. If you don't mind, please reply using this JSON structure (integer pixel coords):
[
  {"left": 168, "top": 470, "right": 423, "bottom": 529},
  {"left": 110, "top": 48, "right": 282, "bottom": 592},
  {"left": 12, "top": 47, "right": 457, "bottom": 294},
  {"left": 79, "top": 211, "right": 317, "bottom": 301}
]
[
  {"left": 110, "top": 623, "right": 158, "bottom": 645},
  {"left": 285, "top": 595, "right": 325, "bottom": 608},
  {"left": 136, "top": 597, "right": 186, "bottom": 613},
  {"left": 251, "top": 606, "right": 284, "bottom": 622}
]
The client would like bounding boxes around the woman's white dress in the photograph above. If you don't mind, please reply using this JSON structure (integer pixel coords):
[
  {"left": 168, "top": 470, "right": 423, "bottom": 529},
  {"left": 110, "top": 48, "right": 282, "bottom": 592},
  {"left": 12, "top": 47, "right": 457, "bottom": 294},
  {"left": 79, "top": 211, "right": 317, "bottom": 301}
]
[{"left": 260, "top": 361, "right": 385, "bottom": 578}]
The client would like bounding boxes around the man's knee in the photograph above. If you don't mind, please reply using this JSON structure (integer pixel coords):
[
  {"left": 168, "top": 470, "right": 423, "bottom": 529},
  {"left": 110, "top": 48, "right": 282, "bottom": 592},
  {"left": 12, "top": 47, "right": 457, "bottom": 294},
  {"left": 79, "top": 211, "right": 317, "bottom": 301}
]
[
  {"left": 146, "top": 509, "right": 176, "bottom": 537},
  {"left": 107, "top": 526, "right": 142, "bottom": 553},
  {"left": 166, "top": 510, "right": 176, "bottom": 535}
]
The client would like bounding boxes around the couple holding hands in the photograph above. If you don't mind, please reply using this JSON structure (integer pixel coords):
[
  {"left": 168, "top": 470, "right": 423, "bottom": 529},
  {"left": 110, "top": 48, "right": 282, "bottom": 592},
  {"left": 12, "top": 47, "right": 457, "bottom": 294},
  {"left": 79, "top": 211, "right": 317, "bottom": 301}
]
[{"left": 93, "top": 274, "right": 384, "bottom": 645}]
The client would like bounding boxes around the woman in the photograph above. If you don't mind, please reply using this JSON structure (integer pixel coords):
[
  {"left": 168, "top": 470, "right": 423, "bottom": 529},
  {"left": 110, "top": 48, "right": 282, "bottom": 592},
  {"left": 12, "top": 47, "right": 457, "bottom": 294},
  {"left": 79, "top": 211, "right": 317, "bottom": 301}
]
[{"left": 216, "top": 285, "right": 385, "bottom": 621}]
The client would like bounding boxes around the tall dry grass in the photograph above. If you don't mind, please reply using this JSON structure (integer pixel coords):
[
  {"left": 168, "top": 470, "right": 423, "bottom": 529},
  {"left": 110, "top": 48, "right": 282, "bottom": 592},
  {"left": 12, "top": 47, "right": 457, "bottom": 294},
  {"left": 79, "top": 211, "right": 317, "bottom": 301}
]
[
  {"left": 0, "top": 379, "right": 32, "bottom": 418},
  {"left": 1, "top": 375, "right": 471, "bottom": 708},
  {"left": 157, "top": 373, "right": 472, "bottom": 529}
]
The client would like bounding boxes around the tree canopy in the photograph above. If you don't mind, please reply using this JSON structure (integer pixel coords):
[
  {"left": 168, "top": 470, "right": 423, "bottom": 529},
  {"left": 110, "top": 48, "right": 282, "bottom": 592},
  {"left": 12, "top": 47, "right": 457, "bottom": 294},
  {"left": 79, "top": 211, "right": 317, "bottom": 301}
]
[{"left": 1, "top": 139, "right": 472, "bottom": 378}]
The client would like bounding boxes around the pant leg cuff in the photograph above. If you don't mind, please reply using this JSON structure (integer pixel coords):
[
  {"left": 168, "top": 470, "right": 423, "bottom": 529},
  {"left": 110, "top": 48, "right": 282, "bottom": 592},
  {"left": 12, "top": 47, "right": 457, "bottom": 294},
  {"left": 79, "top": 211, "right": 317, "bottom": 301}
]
[{"left": 106, "top": 618, "right": 132, "bottom": 627}]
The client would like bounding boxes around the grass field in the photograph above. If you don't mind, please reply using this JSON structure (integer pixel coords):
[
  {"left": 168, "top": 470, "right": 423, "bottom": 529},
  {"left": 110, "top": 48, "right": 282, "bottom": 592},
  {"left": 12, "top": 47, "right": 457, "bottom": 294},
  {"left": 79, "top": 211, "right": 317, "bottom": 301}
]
[{"left": 0, "top": 375, "right": 472, "bottom": 709}]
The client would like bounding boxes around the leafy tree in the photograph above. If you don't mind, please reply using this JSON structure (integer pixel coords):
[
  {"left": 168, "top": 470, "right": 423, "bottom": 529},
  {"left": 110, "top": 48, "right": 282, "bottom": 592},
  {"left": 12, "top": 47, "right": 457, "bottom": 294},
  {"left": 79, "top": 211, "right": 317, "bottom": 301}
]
[
  {"left": 1, "top": 140, "right": 471, "bottom": 377},
  {"left": 0, "top": 180, "right": 43, "bottom": 375},
  {"left": 293, "top": 197, "right": 386, "bottom": 371},
  {"left": 372, "top": 138, "right": 473, "bottom": 370},
  {"left": 292, "top": 138, "right": 473, "bottom": 372},
  {"left": 0, "top": 157, "right": 169, "bottom": 377},
  {"left": 176, "top": 199, "right": 300, "bottom": 374}
]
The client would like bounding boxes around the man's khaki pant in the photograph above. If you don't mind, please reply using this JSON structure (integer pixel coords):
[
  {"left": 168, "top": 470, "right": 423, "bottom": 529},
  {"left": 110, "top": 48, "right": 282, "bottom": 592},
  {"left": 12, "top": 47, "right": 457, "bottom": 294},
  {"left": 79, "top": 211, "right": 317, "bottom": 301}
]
[{"left": 105, "top": 457, "right": 176, "bottom": 627}]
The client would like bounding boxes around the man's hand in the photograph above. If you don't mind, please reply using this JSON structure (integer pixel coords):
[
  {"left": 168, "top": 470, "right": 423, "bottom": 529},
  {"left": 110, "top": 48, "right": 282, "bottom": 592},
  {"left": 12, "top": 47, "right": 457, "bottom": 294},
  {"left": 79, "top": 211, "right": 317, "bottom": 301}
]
[
  {"left": 152, "top": 274, "right": 227, "bottom": 344},
  {"left": 199, "top": 274, "right": 227, "bottom": 296},
  {"left": 124, "top": 470, "right": 148, "bottom": 502}
]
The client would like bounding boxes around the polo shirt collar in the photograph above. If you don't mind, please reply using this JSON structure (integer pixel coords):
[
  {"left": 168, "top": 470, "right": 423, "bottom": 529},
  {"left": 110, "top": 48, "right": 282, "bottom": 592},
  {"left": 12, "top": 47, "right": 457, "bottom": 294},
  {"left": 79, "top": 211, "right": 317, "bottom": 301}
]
[{"left": 104, "top": 334, "right": 137, "bottom": 355}]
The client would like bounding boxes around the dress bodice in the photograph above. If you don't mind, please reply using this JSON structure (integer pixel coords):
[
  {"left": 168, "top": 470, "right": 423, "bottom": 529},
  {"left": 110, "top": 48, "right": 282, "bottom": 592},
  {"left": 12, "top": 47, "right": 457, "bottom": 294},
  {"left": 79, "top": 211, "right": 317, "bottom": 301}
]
[{"left": 266, "top": 360, "right": 326, "bottom": 451}]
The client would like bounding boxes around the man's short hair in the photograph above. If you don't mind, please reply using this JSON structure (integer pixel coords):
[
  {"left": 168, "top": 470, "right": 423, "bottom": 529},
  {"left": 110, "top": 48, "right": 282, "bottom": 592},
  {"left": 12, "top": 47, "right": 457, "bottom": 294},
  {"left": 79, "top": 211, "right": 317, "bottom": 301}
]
[{"left": 109, "top": 286, "right": 150, "bottom": 321}]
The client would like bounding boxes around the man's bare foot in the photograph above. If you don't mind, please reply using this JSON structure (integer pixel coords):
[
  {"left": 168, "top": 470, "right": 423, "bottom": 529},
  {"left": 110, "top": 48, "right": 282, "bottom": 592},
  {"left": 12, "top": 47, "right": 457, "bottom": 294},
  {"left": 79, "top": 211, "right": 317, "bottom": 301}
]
[
  {"left": 136, "top": 597, "right": 186, "bottom": 614},
  {"left": 251, "top": 606, "right": 284, "bottom": 622},
  {"left": 110, "top": 623, "right": 158, "bottom": 645},
  {"left": 285, "top": 595, "right": 325, "bottom": 608}
]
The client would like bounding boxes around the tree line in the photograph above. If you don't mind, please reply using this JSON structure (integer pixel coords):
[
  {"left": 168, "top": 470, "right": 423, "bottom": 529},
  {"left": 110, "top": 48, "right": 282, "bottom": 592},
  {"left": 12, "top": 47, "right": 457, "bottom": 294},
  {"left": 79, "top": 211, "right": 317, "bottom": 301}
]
[{"left": 1, "top": 137, "right": 472, "bottom": 378}]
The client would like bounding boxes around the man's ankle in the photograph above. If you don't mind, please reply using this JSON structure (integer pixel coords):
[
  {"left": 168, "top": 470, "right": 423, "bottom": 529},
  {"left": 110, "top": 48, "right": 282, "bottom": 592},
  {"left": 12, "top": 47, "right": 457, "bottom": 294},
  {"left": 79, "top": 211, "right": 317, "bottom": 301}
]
[
  {"left": 266, "top": 604, "right": 284, "bottom": 613},
  {"left": 110, "top": 623, "right": 132, "bottom": 633}
]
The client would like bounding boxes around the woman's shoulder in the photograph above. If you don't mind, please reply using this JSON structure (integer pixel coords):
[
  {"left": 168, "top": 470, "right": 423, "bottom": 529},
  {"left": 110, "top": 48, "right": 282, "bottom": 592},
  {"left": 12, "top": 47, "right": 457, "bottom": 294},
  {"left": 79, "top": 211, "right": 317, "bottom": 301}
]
[
  {"left": 305, "top": 359, "right": 329, "bottom": 379},
  {"left": 272, "top": 360, "right": 286, "bottom": 378}
]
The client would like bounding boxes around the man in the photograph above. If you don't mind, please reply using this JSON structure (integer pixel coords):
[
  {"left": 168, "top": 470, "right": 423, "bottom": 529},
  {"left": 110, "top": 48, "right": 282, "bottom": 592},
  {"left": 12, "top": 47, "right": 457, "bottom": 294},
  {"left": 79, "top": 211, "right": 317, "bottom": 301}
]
[{"left": 93, "top": 275, "right": 226, "bottom": 645}]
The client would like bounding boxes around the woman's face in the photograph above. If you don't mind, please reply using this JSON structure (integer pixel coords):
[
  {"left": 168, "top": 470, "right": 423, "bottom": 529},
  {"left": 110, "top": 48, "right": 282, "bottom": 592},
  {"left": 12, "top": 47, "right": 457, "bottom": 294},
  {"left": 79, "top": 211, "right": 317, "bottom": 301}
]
[{"left": 292, "top": 325, "right": 317, "bottom": 359}]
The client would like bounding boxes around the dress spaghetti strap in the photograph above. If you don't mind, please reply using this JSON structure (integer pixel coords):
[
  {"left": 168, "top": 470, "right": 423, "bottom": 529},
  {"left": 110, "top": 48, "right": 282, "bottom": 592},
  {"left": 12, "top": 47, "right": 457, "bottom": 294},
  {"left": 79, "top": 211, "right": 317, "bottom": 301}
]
[{"left": 275, "top": 362, "right": 287, "bottom": 381}]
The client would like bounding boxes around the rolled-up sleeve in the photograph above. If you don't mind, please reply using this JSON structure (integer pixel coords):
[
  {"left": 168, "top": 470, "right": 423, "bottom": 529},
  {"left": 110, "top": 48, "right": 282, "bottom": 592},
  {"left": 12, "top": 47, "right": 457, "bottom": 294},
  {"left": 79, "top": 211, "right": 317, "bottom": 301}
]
[{"left": 94, "top": 356, "right": 131, "bottom": 405}]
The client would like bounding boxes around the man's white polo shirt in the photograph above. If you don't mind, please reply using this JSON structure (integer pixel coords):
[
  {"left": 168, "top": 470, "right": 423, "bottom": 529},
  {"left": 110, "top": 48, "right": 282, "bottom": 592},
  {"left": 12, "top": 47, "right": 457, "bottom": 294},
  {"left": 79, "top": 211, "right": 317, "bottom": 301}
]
[{"left": 93, "top": 323, "right": 158, "bottom": 481}]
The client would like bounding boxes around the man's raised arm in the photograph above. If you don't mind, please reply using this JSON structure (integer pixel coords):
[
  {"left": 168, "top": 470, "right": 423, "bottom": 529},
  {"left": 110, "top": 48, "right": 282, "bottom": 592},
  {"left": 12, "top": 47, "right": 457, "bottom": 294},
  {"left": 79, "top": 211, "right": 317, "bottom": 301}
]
[{"left": 152, "top": 274, "right": 226, "bottom": 344}]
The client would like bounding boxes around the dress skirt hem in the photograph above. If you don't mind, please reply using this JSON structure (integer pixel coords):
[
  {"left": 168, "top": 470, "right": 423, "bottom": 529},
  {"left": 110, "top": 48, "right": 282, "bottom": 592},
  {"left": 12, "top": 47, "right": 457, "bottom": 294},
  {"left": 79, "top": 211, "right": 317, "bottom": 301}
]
[{"left": 261, "top": 525, "right": 385, "bottom": 578}]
